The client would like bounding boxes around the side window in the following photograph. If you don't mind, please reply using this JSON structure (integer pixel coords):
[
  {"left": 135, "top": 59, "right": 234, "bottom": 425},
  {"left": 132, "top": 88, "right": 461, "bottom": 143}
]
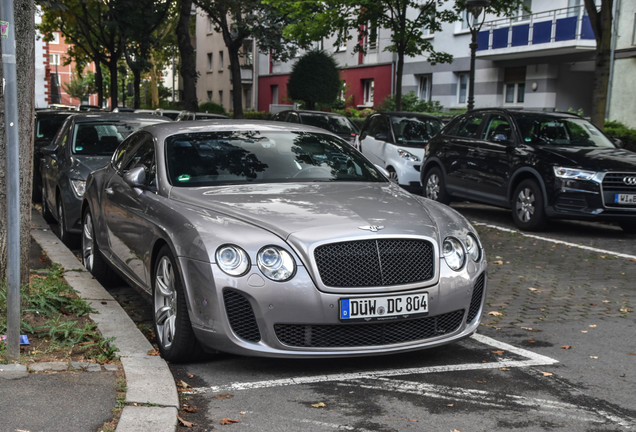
[
  {"left": 113, "top": 132, "right": 146, "bottom": 171},
  {"left": 55, "top": 121, "right": 72, "bottom": 151},
  {"left": 483, "top": 115, "right": 512, "bottom": 142},
  {"left": 367, "top": 116, "right": 389, "bottom": 139},
  {"left": 287, "top": 113, "right": 299, "bottom": 124},
  {"left": 122, "top": 136, "right": 157, "bottom": 187},
  {"left": 455, "top": 114, "right": 485, "bottom": 139}
]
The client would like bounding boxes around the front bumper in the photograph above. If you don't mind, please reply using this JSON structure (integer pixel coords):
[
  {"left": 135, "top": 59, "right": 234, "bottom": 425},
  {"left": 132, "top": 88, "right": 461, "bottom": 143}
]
[{"left": 180, "top": 257, "right": 487, "bottom": 358}]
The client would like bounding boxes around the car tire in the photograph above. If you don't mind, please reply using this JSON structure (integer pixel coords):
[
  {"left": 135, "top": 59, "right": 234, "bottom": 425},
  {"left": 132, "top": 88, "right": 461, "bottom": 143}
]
[
  {"left": 41, "top": 184, "right": 55, "bottom": 223},
  {"left": 153, "top": 245, "right": 203, "bottom": 363},
  {"left": 56, "top": 197, "right": 77, "bottom": 247},
  {"left": 82, "top": 208, "right": 116, "bottom": 285},
  {"left": 511, "top": 179, "right": 547, "bottom": 231},
  {"left": 423, "top": 167, "right": 451, "bottom": 204},
  {"left": 387, "top": 167, "right": 399, "bottom": 184}
]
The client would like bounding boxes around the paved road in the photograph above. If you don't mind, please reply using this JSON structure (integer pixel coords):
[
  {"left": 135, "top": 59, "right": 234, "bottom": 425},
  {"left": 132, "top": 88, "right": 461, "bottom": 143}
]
[{"left": 165, "top": 204, "right": 636, "bottom": 431}]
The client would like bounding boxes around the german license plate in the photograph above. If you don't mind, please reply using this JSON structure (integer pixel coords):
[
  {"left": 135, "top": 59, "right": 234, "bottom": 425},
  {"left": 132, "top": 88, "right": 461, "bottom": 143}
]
[
  {"left": 340, "top": 293, "right": 428, "bottom": 321},
  {"left": 615, "top": 194, "right": 636, "bottom": 204}
]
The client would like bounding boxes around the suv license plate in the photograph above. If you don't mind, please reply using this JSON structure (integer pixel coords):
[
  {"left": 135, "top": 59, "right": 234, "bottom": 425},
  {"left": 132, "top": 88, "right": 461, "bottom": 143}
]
[
  {"left": 340, "top": 293, "right": 428, "bottom": 321},
  {"left": 615, "top": 194, "right": 636, "bottom": 204}
]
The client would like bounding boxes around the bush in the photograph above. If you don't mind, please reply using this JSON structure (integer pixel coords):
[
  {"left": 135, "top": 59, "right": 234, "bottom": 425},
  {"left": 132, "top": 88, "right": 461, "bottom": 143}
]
[
  {"left": 198, "top": 101, "right": 227, "bottom": 116},
  {"left": 604, "top": 121, "right": 636, "bottom": 153},
  {"left": 377, "top": 92, "right": 443, "bottom": 114},
  {"left": 243, "top": 111, "right": 272, "bottom": 120}
]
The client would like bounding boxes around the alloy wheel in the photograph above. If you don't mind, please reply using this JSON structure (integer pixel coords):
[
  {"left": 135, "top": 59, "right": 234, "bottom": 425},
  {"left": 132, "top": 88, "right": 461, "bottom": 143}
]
[
  {"left": 515, "top": 187, "right": 536, "bottom": 223},
  {"left": 154, "top": 256, "right": 177, "bottom": 350},
  {"left": 426, "top": 174, "right": 441, "bottom": 201}
]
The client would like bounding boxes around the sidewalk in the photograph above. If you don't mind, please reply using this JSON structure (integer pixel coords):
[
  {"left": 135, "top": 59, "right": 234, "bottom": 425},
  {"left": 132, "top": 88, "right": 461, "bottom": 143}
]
[{"left": 0, "top": 210, "right": 179, "bottom": 432}]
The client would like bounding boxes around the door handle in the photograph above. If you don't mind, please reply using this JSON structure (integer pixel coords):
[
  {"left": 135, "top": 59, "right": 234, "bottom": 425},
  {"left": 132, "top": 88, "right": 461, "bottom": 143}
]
[{"left": 105, "top": 187, "right": 114, "bottom": 195}]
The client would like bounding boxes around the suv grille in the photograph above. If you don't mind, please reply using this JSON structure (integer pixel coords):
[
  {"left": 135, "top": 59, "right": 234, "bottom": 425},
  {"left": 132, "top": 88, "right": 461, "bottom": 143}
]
[
  {"left": 274, "top": 310, "right": 464, "bottom": 348},
  {"left": 223, "top": 289, "right": 261, "bottom": 342},
  {"left": 314, "top": 239, "right": 435, "bottom": 287},
  {"left": 602, "top": 172, "right": 636, "bottom": 209}
]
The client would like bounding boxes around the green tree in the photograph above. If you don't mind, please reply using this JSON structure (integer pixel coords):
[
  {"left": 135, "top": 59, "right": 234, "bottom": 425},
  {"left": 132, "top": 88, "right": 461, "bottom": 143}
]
[
  {"left": 288, "top": 51, "right": 341, "bottom": 110},
  {"left": 193, "top": 0, "right": 301, "bottom": 118},
  {"left": 269, "top": 0, "right": 523, "bottom": 110},
  {"left": 584, "top": 0, "right": 613, "bottom": 130},
  {"left": 62, "top": 71, "right": 94, "bottom": 102}
]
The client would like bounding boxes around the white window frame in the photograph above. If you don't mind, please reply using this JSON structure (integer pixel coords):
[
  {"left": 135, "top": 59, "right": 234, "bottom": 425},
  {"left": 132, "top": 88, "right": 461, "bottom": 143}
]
[
  {"left": 417, "top": 75, "right": 432, "bottom": 102},
  {"left": 50, "top": 32, "right": 60, "bottom": 44},
  {"left": 363, "top": 79, "right": 374, "bottom": 106},
  {"left": 50, "top": 53, "right": 60, "bottom": 66},
  {"left": 207, "top": 90, "right": 213, "bottom": 102},
  {"left": 218, "top": 51, "right": 224, "bottom": 71},
  {"left": 457, "top": 73, "right": 469, "bottom": 105},
  {"left": 504, "top": 82, "right": 526, "bottom": 105},
  {"left": 207, "top": 53, "right": 213, "bottom": 71}
]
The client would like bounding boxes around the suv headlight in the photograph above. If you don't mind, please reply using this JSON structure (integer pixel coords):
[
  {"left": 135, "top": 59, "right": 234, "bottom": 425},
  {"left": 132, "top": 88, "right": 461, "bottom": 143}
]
[
  {"left": 397, "top": 149, "right": 420, "bottom": 162},
  {"left": 70, "top": 179, "right": 86, "bottom": 198},
  {"left": 257, "top": 246, "right": 296, "bottom": 281},
  {"left": 443, "top": 237, "right": 465, "bottom": 271},
  {"left": 553, "top": 166, "right": 597, "bottom": 181},
  {"left": 216, "top": 245, "right": 250, "bottom": 276}
]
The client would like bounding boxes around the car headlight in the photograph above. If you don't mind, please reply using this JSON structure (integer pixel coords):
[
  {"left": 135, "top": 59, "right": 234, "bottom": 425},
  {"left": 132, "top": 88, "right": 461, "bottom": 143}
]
[
  {"left": 443, "top": 237, "right": 465, "bottom": 271},
  {"left": 465, "top": 233, "right": 481, "bottom": 262},
  {"left": 216, "top": 245, "right": 250, "bottom": 276},
  {"left": 553, "top": 166, "right": 597, "bottom": 181},
  {"left": 397, "top": 149, "right": 420, "bottom": 162},
  {"left": 70, "top": 179, "right": 86, "bottom": 198},
  {"left": 257, "top": 246, "right": 296, "bottom": 281}
]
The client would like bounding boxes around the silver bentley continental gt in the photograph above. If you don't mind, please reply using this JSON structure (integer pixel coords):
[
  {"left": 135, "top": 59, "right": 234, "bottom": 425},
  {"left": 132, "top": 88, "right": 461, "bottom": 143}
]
[{"left": 81, "top": 121, "right": 487, "bottom": 362}]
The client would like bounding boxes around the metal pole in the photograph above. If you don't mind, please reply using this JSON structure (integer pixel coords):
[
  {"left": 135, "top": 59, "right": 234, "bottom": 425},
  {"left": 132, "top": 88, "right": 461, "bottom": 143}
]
[
  {"left": 467, "top": 29, "right": 478, "bottom": 111},
  {"left": 1, "top": 0, "right": 22, "bottom": 362}
]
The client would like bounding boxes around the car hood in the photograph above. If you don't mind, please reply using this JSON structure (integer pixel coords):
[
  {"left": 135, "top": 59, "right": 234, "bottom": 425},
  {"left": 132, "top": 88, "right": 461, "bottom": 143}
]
[
  {"left": 538, "top": 146, "right": 636, "bottom": 171},
  {"left": 70, "top": 155, "right": 112, "bottom": 179},
  {"left": 168, "top": 182, "right": 442, "bottom": 244}
]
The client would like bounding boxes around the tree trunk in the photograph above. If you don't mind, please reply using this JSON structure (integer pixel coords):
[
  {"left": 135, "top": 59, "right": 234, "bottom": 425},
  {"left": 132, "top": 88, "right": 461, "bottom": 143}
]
[
  {"left": 177, "top": 0, "right": 198, "bottom": 111},
  {"left": 585, "top": 0, "right": 613, "bottom": 130},
  {"left": 394, "top": 51, "right": 405, "bottom": 111},
  {"left": 228, "top": 46, "right": 244, "bottom": 119},
  {"left": 108, "top": 62, "right": 119, "bottom": 109},
  {"left": 149, "top": 54, "right": 160, "bottom": 108},
  {"left": 95, "top": 63, "right": 104, "bottom": 107},
  {"left": 0, "top": 0, "right": 35, "bottom": 285},
  {"left": 133, "top": 68, "right": 141, "bottom": 109}
]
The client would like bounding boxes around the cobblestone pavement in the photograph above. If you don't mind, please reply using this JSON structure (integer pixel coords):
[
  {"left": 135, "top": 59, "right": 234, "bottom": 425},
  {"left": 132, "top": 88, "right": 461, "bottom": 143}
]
[{"left": 474, "top": 224, "right": 635, "bottom": 328}]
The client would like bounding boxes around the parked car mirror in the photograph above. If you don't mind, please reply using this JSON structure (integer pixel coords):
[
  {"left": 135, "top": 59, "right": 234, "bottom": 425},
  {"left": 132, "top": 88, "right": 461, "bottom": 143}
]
[
  {"left": 123, "top": 166, "right": 147, "bottom": 191},
  {"left": 40, "top": 144, "right": 58, "bottom": 155},
  {"left": 375, "top": 164, "right": 390, "bottom": 179},
  {"left": 374, "top": 133, "right": 389, "bottom": 142},
  {"left": 490, "top": 133, "right": 510, "bottom": 144},
  {"left": 613, "top": 138, "right": 624, "bottom": 148}
]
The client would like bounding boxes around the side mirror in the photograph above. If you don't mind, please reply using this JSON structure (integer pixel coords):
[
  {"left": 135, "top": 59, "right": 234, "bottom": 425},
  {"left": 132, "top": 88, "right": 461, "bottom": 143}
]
[
  {"left": 123, "top": 166, "right": 147, "bottom": 191},
  {"left": 375, "top": 133, "right": 389, "bottom": 142},
  {"left": 41, "top": 144, "right": 59, "bottom": 155},
  {"left": 375, "top": 165, "right": 391, "bottom": 179},
  {"left": 490, "top": 133, "right": 509, "bottom": 143},
  {"left": 613, "top": 138, "right": 624, "bottom": 148}
]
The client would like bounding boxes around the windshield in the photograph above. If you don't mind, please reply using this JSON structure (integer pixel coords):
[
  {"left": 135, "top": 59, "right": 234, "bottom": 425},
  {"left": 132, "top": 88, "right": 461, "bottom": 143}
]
[
  {"left": 300, "top": 113, "right": 358, "bottom": 135},
  {"left": 72, "top": 120, "right": 160, "bottom": 156},
  {"left": 513, "top": 114, "right": 616, "bottom": 148},
  {"left": 391, "top": 116, "right": 443, "bottom": 148},
  {"left": 165, "top": 131, "right": 386, "bottom": 187}
]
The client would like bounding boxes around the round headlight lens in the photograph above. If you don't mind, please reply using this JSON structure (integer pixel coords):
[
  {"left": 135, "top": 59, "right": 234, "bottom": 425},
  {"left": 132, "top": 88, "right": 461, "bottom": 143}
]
[
  {"left": 216, "top": 245, "right": 250, "bottom": 276},
  {"left": 257, "top": 246, "right": 296, "bottom": 281},
  {"left": 443, "top": 237, "right": 465, "bottom": 271},
  {"left": 466, "top": 233, "right": 481, "bottom": 262}
]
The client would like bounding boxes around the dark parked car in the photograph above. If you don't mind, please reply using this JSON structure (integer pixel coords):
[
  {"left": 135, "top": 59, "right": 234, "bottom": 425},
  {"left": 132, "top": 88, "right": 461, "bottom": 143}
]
[
  {"left": 40, "top": 113, "right": 171, "bottom": 245},
  {"left": 33, "top": 109, "right": 76, "bottom": 202},
  {"left": 81, "top": 120, "right": 487, "bottom": 362},
  {"left": 421, "top": 109, "right": 636, "bottom": 232},
  {"left": 272, "top": 109, "right": 359, "bottom": 145},
  {"left": 356, "top": 112, "right": 444, "bottom": 192}
]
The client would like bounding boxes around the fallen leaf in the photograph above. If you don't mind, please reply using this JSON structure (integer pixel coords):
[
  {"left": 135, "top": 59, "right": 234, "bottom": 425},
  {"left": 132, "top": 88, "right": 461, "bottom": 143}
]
[
  {"left": 476, "top": 380, "right": 487, "bottom": 384},
  {"left": 447, "top": 403, "right": 454, "bottom": 407},
  {"left": 188, "top": 374, "right": 194, "bottom": 379},
  {"left": 619, "top": 307, "right": 632, "bottom": 313},
  {"left": 214, "top": 393, "right": 233, "bottom": 400},
  {"left": 602, "top": 300, "right": 611, "bottom": 303},
  {"left": 581, "top": 330, "right": 588, "bottom": 334},
  {"left": 528, "top": 340, "right": 536, "bottom": 343},
  {"left": 147, "top": 349, "right": 160, "bottom": 356},
  {"left": 182, "top": 404, "right": 197, "bottom": 413},
  {"left": 528, "top": 287, "right": 542, "bottom": 293},
  {"left": 492, "top": 260, "right": 504, "bottom": 265},
  {"left": 492, "top": 350, "right": 504, "bottom": 355},
  {"left": 311, "top": 402, "right": 326, "bottom": 408},
  {"left": 521, "top": 327, "right": 541, "bottom": 332},
  {"left": 628, "top": 353, "right": 636, "bottom": 356},
  {"left": 541, "top": 371, "right": 553, "bottom": 377},
  {"left": 499, "top": 367, "right": 510, "bottom": 371},
  {"left": 589, "top": 355, "right": 599, "bottom": 359},
  {"left": 589, "top": 324, "right": 597, "bottom": 328},
  {"left": 220, "top": 418, "right": 240, "bottom": 425},
  {"left": 560, "top": 345, "right": 572, "bottom": 350},
  {"left": 178, "top": 415, "right": 195, "bottom": 428},
  {"left": 488, "top": 311, "right": 503, "bottom": 317},
  {"left": 408, "top": 419, "right": 418, "bottom": 422}
]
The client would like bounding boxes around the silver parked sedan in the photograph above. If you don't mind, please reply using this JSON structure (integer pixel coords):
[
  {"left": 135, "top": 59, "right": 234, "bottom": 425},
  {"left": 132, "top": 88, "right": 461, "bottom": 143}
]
[{"left": 81, "top": 120, "right": 487, "bottom": 362}]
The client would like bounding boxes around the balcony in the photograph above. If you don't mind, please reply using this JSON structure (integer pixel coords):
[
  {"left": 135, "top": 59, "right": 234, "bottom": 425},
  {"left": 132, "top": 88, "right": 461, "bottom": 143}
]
[
  {"left": 240, "top": 64, "right": 253, "bottom": 84},
  {"left": 476, "top": 5, "right": 596, "bottom": 61}
]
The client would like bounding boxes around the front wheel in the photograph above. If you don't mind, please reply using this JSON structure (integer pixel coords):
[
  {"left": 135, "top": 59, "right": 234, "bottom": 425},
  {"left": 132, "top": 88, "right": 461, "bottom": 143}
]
[
  {"left": 153, "top": 245, "right": 202, "bottom": 363},
  {"left": 57, "top": 198, "right": 78, "bottom": 247},
  {"left": 82, "top": 209, "right": 116, "bottom": 284},
  {"left": 511, "top": 179, "right": 547, "bottom": 231},
  {"left": 422, "top": 167, "right": 450, "bottom": 204}
]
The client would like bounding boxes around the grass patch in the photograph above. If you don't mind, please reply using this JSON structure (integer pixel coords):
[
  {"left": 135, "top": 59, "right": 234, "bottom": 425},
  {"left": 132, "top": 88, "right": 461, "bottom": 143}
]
[{"left": 0, "top": 264, "right": 119, "bottom": 364}]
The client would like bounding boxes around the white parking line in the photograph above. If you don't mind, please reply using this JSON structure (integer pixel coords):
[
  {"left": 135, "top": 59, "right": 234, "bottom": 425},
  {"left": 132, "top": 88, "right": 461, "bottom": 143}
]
[
  {"left": 472, "top": 222, "right": 636, "bottom": 260},
  {"left": 197, "top": 334, "right": 558, "bottom": 394}
]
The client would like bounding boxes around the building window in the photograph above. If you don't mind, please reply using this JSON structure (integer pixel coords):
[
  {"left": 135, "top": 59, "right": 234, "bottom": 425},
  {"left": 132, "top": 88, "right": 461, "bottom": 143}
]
[
  {"left": 207, "top": 53, "right": 213, "bottom": 71},
  {"left": 218, "top": 90, "right": 223, "bottom": 106},
  {"left": 244, "top": 87, "right": 252, "bottom": 110},
  {"left": 461, "top": 10, "right": 470, "bottom": 30},
  {"left": 271, "top": 85, "right": 279, "bottom": 105},
  {"left": 218, "top": 51, "right": 224, "bottom": 71},
  {"left": 457, "top": 73, "right": 469, "bottom": 104},
  {"left": 208, "top": 17, "right": 214, "bottom": 33},
  {"left": 242, "top": 40, "right": 253, "bottom": 66},
  {"left": 504, "top": 67, "right": 526, "bottom": 104},
  {"left": 49, "top": 53, "right": 60, "bottom": 66},
  {"left": 363, "top": 79, "right": 374, "bottom": 106},
  {"left": 207, "top": 91, "right": 213, "bottom": 101},
  {"left": 418, "top": 75, "right": 432, "bottom": 102},
  {"left": 50, "top": 32, "right": 60, "bottom": 44},
  {"left": 365, "top": 21, "right": 378, "bottom": 51},
  {"left": 514, "top": 0, "right": 532, "bottom": 21}
]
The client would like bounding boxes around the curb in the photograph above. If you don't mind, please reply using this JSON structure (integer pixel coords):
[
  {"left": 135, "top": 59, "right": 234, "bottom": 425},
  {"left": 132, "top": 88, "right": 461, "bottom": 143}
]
[{"left": 30, "top": 210, "right": 179, "bottom": 432}]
